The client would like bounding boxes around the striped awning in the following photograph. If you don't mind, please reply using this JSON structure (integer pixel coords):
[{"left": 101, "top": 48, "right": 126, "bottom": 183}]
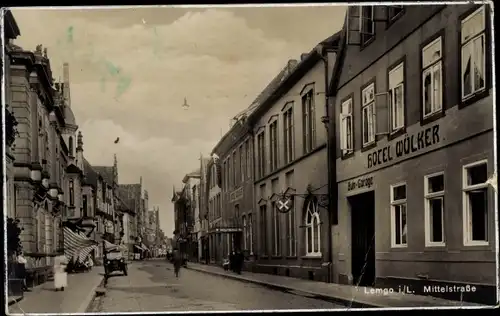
[{"left": 64, "top": 227, "right": 98, "bottom": 262}]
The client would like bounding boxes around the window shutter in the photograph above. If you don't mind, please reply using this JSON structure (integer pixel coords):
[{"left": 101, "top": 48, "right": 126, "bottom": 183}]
[
  {"left": 339, "top": 113, "right": 347, "bottom": 150},
  {"left": 347, "top": 6, "right": 361, "bottom": 46},
  {"left": 375, "top": 92, "right": 390, "bottom": 136}
]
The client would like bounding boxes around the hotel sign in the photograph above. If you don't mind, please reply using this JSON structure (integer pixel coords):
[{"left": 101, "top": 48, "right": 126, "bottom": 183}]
[{"left": 367, "top": 124, "right": 441, "bottom": 169}]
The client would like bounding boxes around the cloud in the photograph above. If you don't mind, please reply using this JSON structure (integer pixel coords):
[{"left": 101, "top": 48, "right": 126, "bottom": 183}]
[{"left": 11, "top": 6, "right": 344, "bottom": 235}]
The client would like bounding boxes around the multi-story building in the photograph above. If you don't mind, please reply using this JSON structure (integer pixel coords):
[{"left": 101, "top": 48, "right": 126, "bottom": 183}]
[
  {"left": 8, "top": 42, "right": 69, "bottom": 283},
  {"left": 246, "top": 34, "right": 341, "bottom": 281},
  {"left": 119, "top": 179, "right": 148, "bottom": 257},
  {"left": 181, "top": 170, "right": 201, "bottom": 261},
  {"left": 330, "top": 4, "right": 494, "bottom": 304},
  {"left": 198, "top": 156, "right": 211, "bottom": 262},
  {"left": 211, "top": 59, "right": 300, "bottom": 268},
  {"left": 4, "top": 10, "right": 21, "bottom": 223},
  {"left": 204, "top": 158, "right": 223, "bottom": 263}
]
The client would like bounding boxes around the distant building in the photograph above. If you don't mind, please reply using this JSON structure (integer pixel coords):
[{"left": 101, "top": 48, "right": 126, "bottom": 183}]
[
  {"left": 329, "top": 4, "right": 494, "bottom": 304},
  {"left": 198, "top": 156, "right": 211, "bottom": 262}
]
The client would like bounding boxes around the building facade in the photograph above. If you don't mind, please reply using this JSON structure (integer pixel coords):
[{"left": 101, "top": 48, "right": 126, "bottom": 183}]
[
  {"left": 330, "top": 4, "right": 494, "bottom": 304},
  {"left": 246, "top": 35, "right": 341, "bottom": 281},
  {"left": 205, "top": 159, "right": 223, "bottom": 263},
  {"left": 118, "top": 181, "right": 143, "bottom": 255},
  {"left": 8, "top": 43, "right": 70, "bottom": 278},
  {"left": 198, "top": 156, "right": 211, "bottom": 262}
]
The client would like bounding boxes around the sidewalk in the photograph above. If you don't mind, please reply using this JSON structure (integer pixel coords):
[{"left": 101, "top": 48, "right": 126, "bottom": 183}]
[
  {"left": 186, "top": 263, "right": 484, "bottom": 309},
  {"left": 8, "top": 266, "right": 105, "bottom": 314}
]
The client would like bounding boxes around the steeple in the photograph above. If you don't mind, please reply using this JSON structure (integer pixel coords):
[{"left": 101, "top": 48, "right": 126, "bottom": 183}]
[
  {"left": 113, "top": 154, "right": 119, "bottom": 186},
  {"left": 76, "top": 131, "right": 83, "bottom": 151}
]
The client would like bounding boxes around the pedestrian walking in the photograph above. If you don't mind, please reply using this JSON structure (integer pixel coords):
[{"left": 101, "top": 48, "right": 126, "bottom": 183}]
[
  {"left": 16, "top": 252, "right": 29, "bottom": 292},
  {"left": 172, "top": 248, "right": 182, "bottom": 278},
  {"left": 53, "top": 254, "right": 68, "bottom": 291}
]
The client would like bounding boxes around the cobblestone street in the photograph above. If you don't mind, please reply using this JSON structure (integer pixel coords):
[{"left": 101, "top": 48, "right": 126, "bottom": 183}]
[{"left": 88, "top": 261, "right": 343, "bottom": 312}]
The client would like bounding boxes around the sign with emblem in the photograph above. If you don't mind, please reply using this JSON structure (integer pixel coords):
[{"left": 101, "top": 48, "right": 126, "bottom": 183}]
[{"left": 277, "top": 196, "right": 292, "bottom": 213}]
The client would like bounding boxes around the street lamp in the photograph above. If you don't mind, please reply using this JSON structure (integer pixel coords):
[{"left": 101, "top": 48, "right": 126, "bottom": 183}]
[
  {"left": 41, "top": 171, "right": 50, "bottom": 189},
  {"left": 30, "top": 164, "right": 42, "bottom": 183}
]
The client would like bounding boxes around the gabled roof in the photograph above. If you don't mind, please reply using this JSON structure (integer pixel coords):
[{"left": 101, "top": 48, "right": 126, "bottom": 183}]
[
  {"left": 182, "top": 168, "right": 201, "bottom": 183},
  {"left": 66, "top": 163, "right": 82, "bottom": 174},
  {"left": 83, "top": 158, "right": 98, "bottom": 187},
  {"left": 93, "top": 166, "right": 114, "bottom": 186}
]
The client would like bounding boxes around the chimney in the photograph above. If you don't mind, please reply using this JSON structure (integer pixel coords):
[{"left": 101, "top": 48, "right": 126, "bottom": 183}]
[
  {"left": 63, "top": 62, "right": 71, "bottom": 108},
  {"left": 287, "top": 59, "right": 298, "bottom": 70},
  {"left": 300, "top": 53, "right": 308, "bottom": 61}
]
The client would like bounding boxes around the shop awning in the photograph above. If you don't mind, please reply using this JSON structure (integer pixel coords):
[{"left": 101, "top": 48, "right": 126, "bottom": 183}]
[
  {"left": 134, "top": 244, "right": 144, "bottom": 251},
  {"left": 64, "top": 227, "right": 98, "bottom": 262},
  {"left": 141, "top": 243, "right": 149, "bottom": 251}
]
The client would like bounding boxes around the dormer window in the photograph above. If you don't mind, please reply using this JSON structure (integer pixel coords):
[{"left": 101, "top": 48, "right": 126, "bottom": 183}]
[{"left": 360, "top": 6, "right": 375, "bottom": 46}]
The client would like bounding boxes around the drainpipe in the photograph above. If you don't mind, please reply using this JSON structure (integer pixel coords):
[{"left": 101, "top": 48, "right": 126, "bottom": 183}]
[{"left": 319, "top": 46, "right": 337, "bottom": 284}]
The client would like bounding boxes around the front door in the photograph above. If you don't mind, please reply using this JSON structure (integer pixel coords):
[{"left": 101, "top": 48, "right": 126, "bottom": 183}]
[{"left": 348, "top": 191, "right": 376, "bottom": 287}]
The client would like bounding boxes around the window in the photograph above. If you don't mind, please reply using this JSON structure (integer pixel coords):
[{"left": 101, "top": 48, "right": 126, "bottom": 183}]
[
  {"left": 286, "top": 196, "right": 296, "bottom": 257},
  {"left": 272, "top": 201, "right": 281, "bottom": 256},
  {"left": 68, "top": 136, "right": 74, "bottom": 156},
  {"left": 463, "top": 160, "right": 489, "bottom": 245},
  {"left": 257, "top": 132, "right": 266, "bottom": 179},
  {"left": 360, "top": 6, "right": 375, "bottom": 45},
  {"left": 283, "top": 106, "right": 294, "bottom": 164},
  {"left": 259, "top": 205, "right": 268, "bottom": 255},
  {"left": 422, "top": 37, "right": 443, "bottom": 118},
  {"left": 233, "top": 151, "right": 237, "bottom": 186},
  {"left": 390, "top": 183, "right": 407, "bottom": 247},
  {"left": 387, "top": 5, "right": 404, "bottom": 22},
  {"left": 227, "top": 158, "right": 231, "bottom": 189},
  {"left": 241, "top": 144, "right": 245, "bottom": 181},
  {"left": 83, "top": 194, "right": 88, "bottom": 217},
  {"left": 246, "top": 139, "right": 252, "bottom": 179},
  {"left": 242, "top": 215, "right": 247, "bottom": 250},
  {"left": 269, "top": 121, "right": 279, "bottom": 172},
  {"left": 305, "top": 198, "right": 321, "bottom": 256},
  {"left": 388, "top": 62, "right": 405, "bottom": 132},
  {"left": 223, "top": 160, "right": 227, "bottom": 191},
  {"left": 302, "top": 89, "right": 316, "bottom": 154},
  {"left": 248, "top": 213, "right": 253, "bottom": 254},
  {"left": 461, "top": 6, "right": 486, "bottom": 101},
  {"left": 424, "top": 173, "right": 445, "bottom": 246},
  {"left": 362, "top": 83, "right": 376, "bottom": 146},
  {"left": 69, "top": 179, "right": 75, "bottom": 206},
  {"left": 340, "top": 98, "right": 353, "bottom": 154}
]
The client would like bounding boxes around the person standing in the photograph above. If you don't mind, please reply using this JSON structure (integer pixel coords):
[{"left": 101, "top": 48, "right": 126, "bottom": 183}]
[
  {"left": 172, "top": 248, "right": 181, "bottom": 278},
  {"left": 53, "top": 254, "right": 68, "bottom": 291},
  {"left": 17, "top": 252, "right": 29, "bottom": 292}
]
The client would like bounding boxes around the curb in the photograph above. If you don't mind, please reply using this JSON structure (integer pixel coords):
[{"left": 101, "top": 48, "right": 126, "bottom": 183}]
[
  {"left": 8, "top": 296, "right": 24, "bottom": 306},
  {"left": 79, "top": 276, "right": 106, "bottom": 313},
  {"left": 186, "top": 266, "right": 380, "bottom": 308}
]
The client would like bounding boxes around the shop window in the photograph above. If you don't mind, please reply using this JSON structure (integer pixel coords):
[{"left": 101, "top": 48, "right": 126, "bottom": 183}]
[
  {"left": 424, "top": 172, "right": 445, "bottom": 246},
  {"left": 463, "top": 160, "right": 489, "bottom": 245},
  {"left": 305, "top": 197, "right": 321, "bottom": 256},
  {"left": 362, "top": 83, "right": 376, "bottom": 146},
  {"left": 388, "top": 62, "right": 405, "bottom": 132},
  {"left": 422, "top": 37, "right": 443, "bottom": 119},
  {"left": 460, "top": 6, "right": 486, "bottom": 101},
  {"left": 390, "top": 183, "right": 407, "bottom": 247},
  {"left": 340, "top": 98, "right": 353, "bottom": 155}
]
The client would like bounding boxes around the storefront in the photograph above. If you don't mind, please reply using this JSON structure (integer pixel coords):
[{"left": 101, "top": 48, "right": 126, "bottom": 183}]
[
  {"left": 333, "top": 102, "right": 495, "bottom": 303},
  {"left": 208, "top": 227, "right": 243, "bottom": 264}
]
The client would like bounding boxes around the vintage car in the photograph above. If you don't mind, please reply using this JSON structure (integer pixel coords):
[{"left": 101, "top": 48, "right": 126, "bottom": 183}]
[{"left": 104, "top": 249, "right": 128, "bottom": 277}]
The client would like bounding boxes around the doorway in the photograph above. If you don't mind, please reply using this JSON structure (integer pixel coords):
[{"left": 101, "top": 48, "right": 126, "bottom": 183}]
[{"left": 348, "top": 191, "right": 375, "bottom": 287}]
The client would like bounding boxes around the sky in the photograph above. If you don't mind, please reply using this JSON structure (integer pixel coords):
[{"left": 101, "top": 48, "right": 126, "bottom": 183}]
[{"left": 10, "top": 5, "right": 346, "bottom": 237}]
